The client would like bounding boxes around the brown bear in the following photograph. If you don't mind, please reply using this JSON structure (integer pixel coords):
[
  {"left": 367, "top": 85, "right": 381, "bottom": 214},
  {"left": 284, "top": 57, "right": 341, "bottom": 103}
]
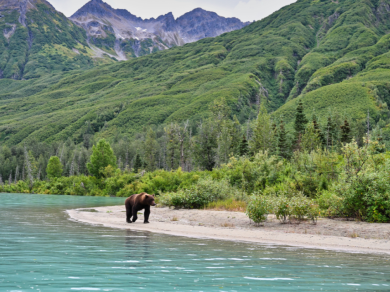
[{"left": 125, "top": 193, "right": 156, "bottom": 224}]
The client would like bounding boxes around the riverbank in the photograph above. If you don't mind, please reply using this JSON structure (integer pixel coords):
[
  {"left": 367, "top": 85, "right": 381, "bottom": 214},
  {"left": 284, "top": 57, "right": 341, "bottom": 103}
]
[{"left": 67, "top": 206, "right": 390, "bottom": 255}]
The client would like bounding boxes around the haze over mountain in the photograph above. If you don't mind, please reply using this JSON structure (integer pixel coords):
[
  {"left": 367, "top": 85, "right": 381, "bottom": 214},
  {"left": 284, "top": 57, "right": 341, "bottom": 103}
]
[{"left": 70, "top": 0, "right": 249, "bottom": 59}]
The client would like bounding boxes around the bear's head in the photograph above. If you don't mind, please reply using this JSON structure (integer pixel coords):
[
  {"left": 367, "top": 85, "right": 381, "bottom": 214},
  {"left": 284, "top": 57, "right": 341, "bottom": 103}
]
[{"left": 144, "top": 194, "right": 156, "bottom": 206}]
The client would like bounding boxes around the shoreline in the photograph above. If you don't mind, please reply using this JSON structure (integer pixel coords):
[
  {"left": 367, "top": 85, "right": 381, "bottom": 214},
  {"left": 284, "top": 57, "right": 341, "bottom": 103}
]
[{"left": 67, "top": 205, "right": 390, "bottom": 255}]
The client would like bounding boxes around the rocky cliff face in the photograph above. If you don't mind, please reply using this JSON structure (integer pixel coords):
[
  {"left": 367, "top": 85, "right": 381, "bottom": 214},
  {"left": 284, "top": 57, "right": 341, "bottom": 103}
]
[{"left": 70, "top": 0, "right": 249, "bottom": 60}]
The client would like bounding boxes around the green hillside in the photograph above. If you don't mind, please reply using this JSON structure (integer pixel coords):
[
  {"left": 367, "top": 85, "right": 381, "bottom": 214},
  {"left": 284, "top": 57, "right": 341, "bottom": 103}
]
[
  {"left": 0, "top": 1, "right": 114, "bottom": 80},
  {"left": 2, "top": 0, "right": 390, "bottom": 145}
]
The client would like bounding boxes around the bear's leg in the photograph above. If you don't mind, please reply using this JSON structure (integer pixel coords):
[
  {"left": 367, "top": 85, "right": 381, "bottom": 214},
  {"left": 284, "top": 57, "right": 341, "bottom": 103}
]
[
  {"left": 144, "top": 206, "right": 151, "bottom": 224},
  {"left": 126, "top": 205, "right": 133, "bottom": 223},
  {"left": 132, "top": 206, "right": 138, "bottom": 223}
]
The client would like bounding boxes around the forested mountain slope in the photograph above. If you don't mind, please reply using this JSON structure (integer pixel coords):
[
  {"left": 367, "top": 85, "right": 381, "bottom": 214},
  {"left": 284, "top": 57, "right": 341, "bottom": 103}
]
[
  {"left": 2, "top": 0, "right": 390, "bottom": 145},
  {"left": 0, "top": 0, "right": 107, "bottom": 80}
]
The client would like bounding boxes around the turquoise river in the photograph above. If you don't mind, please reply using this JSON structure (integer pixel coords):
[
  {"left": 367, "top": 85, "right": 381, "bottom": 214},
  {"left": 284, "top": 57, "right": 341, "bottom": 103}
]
[{"left": 1, "top": 193, "right": 390, "bottom": 291}]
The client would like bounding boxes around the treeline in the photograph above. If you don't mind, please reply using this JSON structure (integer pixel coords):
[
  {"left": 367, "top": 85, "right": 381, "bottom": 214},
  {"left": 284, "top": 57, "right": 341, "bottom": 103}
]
[
  {"left": 1, "top": 98, "right": 390, "bottom": 222},
  {"left": 0, "top": 98, "right": 384, "bottom": 183}
]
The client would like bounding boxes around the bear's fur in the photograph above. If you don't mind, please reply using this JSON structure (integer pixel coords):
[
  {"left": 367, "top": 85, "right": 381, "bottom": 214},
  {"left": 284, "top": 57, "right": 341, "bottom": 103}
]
[{"left": 125, "top": 193, "right": 156, "bottom": 224}]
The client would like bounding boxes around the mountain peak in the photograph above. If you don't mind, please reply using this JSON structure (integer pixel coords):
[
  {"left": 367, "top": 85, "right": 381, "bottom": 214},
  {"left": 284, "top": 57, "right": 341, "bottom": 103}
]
[{"left": 71, "top": 0, "right": 114, "bottom": 18}]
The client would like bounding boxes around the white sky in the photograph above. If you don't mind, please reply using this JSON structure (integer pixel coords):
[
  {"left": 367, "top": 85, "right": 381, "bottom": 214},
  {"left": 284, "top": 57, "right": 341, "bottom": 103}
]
[{"left": 49, "top": 0, "right": 296, "bottom": 22}]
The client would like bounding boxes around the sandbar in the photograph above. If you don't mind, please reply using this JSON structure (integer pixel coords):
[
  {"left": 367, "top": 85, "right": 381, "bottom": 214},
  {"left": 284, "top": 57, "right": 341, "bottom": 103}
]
[{"left": 67, "top": 206, "right": 390, "bottom": 255}]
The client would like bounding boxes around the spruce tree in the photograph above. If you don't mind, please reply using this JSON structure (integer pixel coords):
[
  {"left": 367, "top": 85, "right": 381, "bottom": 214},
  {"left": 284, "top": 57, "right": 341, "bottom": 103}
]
[
  {"left": 134, "top": 154, "right": 142, "bottom": 173},
  {"left": 312, "top": 113, "right": 325, "bottom": 146},
  {"left": 239, "top": 135, "right": 249, "bottom": 156},
  {"left": 278, "top": 120, "right": 290, "bottom": 159},
  {"left": 340, "top": 119, "right": 352, "bottom": 144},
  {"left": 193, "top": 120, "right": 217, "bottom": 171},
  {"left": 294, "top": 101, "right": 308, "bottom": 140},
  {"left": 326, "top": 116, "right": 339, "bottom": 149}
]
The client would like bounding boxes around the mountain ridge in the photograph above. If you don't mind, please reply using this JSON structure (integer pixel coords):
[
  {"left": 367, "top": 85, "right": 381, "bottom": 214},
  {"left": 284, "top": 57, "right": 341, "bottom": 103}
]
[{"left": 70, "top": 0, "right": 249, "bottom": 59}]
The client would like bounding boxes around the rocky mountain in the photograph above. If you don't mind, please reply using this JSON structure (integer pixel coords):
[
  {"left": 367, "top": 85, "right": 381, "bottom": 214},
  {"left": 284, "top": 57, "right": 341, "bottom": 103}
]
[
  {"left": 0, "top": 0, "right": 104, "bottom": 80},
  {"left": 70, "top": 0, "right": 249, "bottom": 60}
]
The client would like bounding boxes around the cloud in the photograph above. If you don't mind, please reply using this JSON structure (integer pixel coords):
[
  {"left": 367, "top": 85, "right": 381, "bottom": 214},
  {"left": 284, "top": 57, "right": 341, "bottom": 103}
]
[{"left": 49, "top": 0, "right": 296, "bottom": 22}]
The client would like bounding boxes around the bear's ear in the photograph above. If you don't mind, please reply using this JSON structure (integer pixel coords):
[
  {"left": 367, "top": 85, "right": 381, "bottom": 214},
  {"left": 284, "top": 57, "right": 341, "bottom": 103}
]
[{"left": 152, "top": 194, "right": 155, "bottom": 198}]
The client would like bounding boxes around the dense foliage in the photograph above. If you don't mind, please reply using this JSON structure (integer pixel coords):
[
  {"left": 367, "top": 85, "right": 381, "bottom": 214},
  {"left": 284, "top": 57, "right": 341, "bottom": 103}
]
[
  {"left": 1, "top": 100, "right": 389, "bottom": 223},
  {"left": 3, "top": 0, "right": 390, "bottom": 148}
]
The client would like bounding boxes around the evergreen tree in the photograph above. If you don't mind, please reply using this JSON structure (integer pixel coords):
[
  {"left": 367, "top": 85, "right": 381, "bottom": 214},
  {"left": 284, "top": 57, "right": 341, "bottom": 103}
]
[
  {"left": 230, "top": 116, "right": 242, "bottom": 156},
  {"left": 193, "top": 120, "right": 217, "bottom": 171},
  {"left": 144, "top": 128, "right": 159, "bottom": 172},
  {"left": 46, "top": 156, "right": 63, "bottom": 179},
  {"left": 250, "top": 103, "right": 275, "bottom": 154},
  {"left": 165, "top": 124, "right": 179, "bottom": 170},
  {"left": 340, "top": 119, "right": 352, "bottom": 144},
  {"left": 294, "top": 101, "right": 308, "bottom": 140},
  {"left": 278, "top": 120, "right": 290, "bottom": 159},
  {"left": 239, "top": 135, "right": 249, "bottom": 156},
  {"left": 301, "top": 123, "right": 321, "bottom": 152},
  {"left": 216, "top": 123, "right": 233, "bottom": 166},
  {"left": 326, "top": 116, "right": 339, "bottom": 149},
  {"left": 87, "top": 139, "right": 117, "bottom": 179},
  {"left": 134, "top": 154, "right": 142, "bottom": 173},
  {"left": 312, "top": 113, "right": 325, "bottom": 147}
]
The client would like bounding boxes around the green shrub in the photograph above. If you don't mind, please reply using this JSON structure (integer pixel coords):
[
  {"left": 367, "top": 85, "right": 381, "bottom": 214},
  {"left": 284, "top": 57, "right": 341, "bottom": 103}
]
[
  {"left": 246, "top": 195, "right": 270, "bottom": 225},
  {"left": 265, "top": 193, "right": 320, "bottom": 224},
  {"left": 342, "top": 173, "right": 390, "bottom": 223},
  {"left": 316, "top": 191, "right": 345, "bottom": 218},
  {"left": 159, "top": 177, "right": 242, "bottom": 208}
]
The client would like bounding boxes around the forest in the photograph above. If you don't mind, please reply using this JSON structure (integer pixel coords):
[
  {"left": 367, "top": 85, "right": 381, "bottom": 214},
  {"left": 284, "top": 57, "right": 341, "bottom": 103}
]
[{"left": 1, "top": 98, "right": 389, "bottom": 223}]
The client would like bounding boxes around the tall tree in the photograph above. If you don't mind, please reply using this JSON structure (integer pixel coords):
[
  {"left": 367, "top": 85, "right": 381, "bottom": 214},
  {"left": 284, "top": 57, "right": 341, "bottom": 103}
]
[
  {"left": 340, "top": 119, "right": 352, "bottom": 144},
  {"left": 301, "top": 123, "right": 321, "bottom": 152},
  {"left": 294, "top": 100, "right": 308, "bottom": 140},
  {"left": 250, "top": 103, "right": 275, "bottom": 154},
  {"left": 174, "top": 121, "right": 190, "bottom": 170},
  {"left": 134, "top": 154, "right": 142, "bottom": 173},
  {"left": 144, "top": 128, "right": 159, "bottom": 172},
  {"left": 216, "top": 123, "right": 233, "bottom": 166},
  {"left": 87, "top": 139, "right": 117, "bottom": 179},
  {"left": 312, "top": 113, "right": 325, "bottom": 147},
  {"left": 46, "top": 156, "right": 63, "bottom": 179},
  {"left": 278, "top": 119, "right": 290, "bottom": 159},
  {"left": 239, "top": 135, "right": 249, "bottom": 156},
  {"left": 165, "top": 124, "right": 179, "bottom": 170},
  {"left": 326, "top": 116, "right": 339, "bottom": 149},
  {"left": 193, "top": 120, "right": 217, "bottom": 171}
]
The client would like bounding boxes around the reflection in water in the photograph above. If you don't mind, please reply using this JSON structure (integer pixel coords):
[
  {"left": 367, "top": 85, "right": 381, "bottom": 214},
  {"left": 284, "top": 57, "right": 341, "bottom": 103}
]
[{"left": 0, "top": 193, "right": 390, "bottom": 291}]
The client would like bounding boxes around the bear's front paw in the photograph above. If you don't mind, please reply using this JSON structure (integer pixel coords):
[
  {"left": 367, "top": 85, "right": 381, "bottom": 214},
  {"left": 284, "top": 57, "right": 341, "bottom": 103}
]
[
  {"left": 127, "top": 221, "right": 132, "bottom": 224},
  {"left": 144, "top": 221, "right": 150, "bottom": 224}
]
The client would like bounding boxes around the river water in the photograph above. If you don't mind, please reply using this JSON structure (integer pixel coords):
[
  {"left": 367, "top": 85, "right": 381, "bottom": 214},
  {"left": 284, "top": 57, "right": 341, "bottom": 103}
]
[{"left": 1, "top": 193, "right": 390, "bottom": 291}]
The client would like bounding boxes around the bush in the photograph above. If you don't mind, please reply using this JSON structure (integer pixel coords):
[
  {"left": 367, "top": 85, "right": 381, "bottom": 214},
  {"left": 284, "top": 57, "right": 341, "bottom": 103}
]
[
  {"left": 342, "top": 173, "right": 390, "bottom": 223},
  {"left": 316, "top": 191, "right": 344, "bottom": 218},
  {"left": 159, "top": 177, "right": 243, "bottom": 209},
  {"left": 246, "top": 195, "right": 270, "bottom": 225},
  {"left": 265, "top": 193, "right": 320, "bottom": 224}
]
